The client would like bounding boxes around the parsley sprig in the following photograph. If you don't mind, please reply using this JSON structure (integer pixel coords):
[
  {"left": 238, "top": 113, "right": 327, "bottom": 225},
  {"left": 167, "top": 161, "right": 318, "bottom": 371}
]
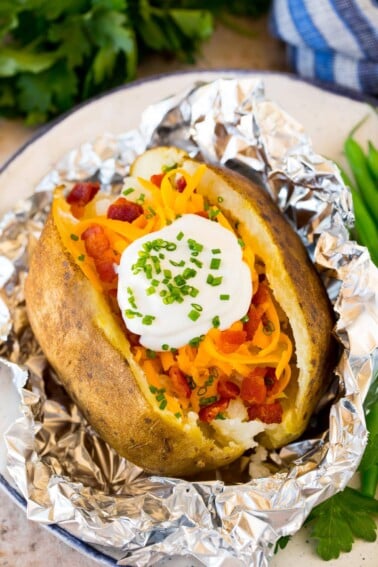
[
  {"left": 0, "top": 0, "right": 271, "bottom": 125},
  {"left": 305, "top": 488, "right": 378, "bottom": 560},
  {"left": 304, "top": 371, "right": 378, "bottom": 560}
]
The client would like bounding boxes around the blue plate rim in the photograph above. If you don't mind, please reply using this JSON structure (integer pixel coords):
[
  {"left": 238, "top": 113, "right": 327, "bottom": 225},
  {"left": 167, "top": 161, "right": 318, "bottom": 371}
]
[{"left": 0, "top": 473, "right": 117, "bottom": 565}]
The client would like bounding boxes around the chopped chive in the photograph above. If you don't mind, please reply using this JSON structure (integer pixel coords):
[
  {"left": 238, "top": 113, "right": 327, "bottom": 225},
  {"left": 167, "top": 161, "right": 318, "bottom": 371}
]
[
  {"left": 159, "top": 399, "right": 168, "bottom": 410},
  {"left": 183, "top": 267, "right": 196, "bottom": 279},
  {"left": 77, "top": 254, "right": 85, "bottom": 261},
  {"left": 212, "top": 315, "right": 220, "bottom": 328},
  {"left": 163, "top": 269, "right": 172, "bottom": 279},
  {"left": 263, "top": 320, "right": 275, "bottom": 336},
  {"left": 156, "top": 393, "right": 165, "bottom": 401},
  {"left": 209, "top": 208, "right": 220, "bottom": 219},
  {"left": 190, "top": 257, "right": 203, "bottom": 268},
  {"left": 136, "top": 193, "right": 145, "bottom": 204},
  {"left": 149, "top": 385, "right": 158, "bottom": 393},
  {"left": 188, "top": 309, "right": 200, "bottom": 321},
  {"left": 151, "top": 279, "right": 159, "bottom": 287},
  {"left": 174, "top": 412, "right": 182, "bottom": 419},
  {"left": 206, "top": 274, "right": 223, "bottom": 286},
  {"left": 212, "top": 248, "right": 221, "bottom": 254},
  {"left": 147, "top": 350, "right": 156, "bottom": 359},
  {"left": 176, "top": 231, "right": 184, "bottom": 241},
  {"left": 238, "top": 238, "right": 245, "bottom": 248},
  {"left": 174, "top": 275, "right": 186, "bottom": 286},
  {"left": 159, "top": 253, "right": 165, "bottom": 259},
  {"left": 199, "top": 396, "right": 218, "bottom": 406},
  {"left": 70, "top": 233, "right": 79, "bottom": 241},
  {"left": 210, "top": 258, "right": 221, "bottom": 270},
  {"left": 191, "top": 303, "right": 203, "bottom": 312},
  {"left": 188, "top": 335, "right": 204, "bottom": 347},
  {"left": 220, "top": 294, "right": 230, "bottom": 300},
  {"left": 123, "top": 187, "right": 134, "bottom": 196},
  {"left": 142, "top": 315, "right": 155, "bottom": 325},
  {"left": 188, "top": 238, "right": 204, "bottom": 253},
  {"left": 124, "top": 309, "right": 142, "bottom": 318},
  {"left": 241, "top": 314, "right": 249, "bottom": 323},
  {"left": 162, "top": 344, "right": 169, "bottom": 351},
  {"left": 146, "top": 206, "right": 156, "bottom": 218},
  {"left": 169, "top": 259, "right": 185, "bottom": 267},
  {"left": 166, "top": 242, "right": 177, "bottom": 251},
  {"left": 188, "top": 287, "right": 199, "bottom": 297},
  {"left": 215, "top": 413, "right": 226, "bottom": 420},
  {"left": 217, "top": 196, "right": 224, "bottom": 203},
  {"left": 162, "top": 162, "right": 178, "bottom": 173}
]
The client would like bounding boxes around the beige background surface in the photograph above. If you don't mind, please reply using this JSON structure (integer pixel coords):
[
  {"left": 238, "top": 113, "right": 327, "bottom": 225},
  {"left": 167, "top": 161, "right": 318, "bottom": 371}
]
[{"left": 0, "top": 17, "right": 289, "bottom": 567}]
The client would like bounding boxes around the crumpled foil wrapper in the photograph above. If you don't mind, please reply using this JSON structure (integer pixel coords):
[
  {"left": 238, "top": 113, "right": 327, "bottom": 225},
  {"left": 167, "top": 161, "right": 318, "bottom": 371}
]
[{"left": 1, "top": 78, "right": 377, "bottom": 566}]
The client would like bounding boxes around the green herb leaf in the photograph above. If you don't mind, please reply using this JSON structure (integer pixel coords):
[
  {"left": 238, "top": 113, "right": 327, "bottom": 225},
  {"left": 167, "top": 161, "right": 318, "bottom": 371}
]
[{"left": 306, "top": 487, "right": 378, "bottom": 561}]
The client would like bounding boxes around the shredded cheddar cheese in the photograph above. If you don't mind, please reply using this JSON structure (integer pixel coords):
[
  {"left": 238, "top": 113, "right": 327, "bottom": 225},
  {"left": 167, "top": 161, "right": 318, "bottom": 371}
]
[{"left": 52, "top": 163, "right": 295, "bottom": 423}]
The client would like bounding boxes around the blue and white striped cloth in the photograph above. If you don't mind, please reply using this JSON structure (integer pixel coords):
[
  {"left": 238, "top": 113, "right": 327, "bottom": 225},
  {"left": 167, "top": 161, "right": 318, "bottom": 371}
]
[{"left": 270, "top": 0, "right": 378, "bottom": 96}]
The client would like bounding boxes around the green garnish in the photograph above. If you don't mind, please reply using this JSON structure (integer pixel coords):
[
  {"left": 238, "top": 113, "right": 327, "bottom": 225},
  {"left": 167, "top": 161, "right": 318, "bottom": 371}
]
[
  {"left": 70, "top": 233, "right": 79, "bottom": 241},
  {"left": 212, "top": 315, "right": 220, "bottom": 328},
  {"left": 159, "top": 399, "right": 168, "bottom": 410},
  {"left": 220, "top": 294, "right": 230, "bottom": 300},
  {"left": 210, "top": 258, "right": 221, "bottom": 269},
  {"left": 146, "top": 350, "right": 156, "bottom": 359},
  {"left": 142, "top": 315, "right": 155, "bottom": 325},
  {"left": 206, "top": 274, "right": 223, "bottom": 286},
  {"left": 77, "top": 254, "right": 85, "bottom": 261},
  {"left": 123, "top": 188, "right": 134, "bottom": 196},
  {"left": 188, "top": 309, "right": 200, "bottom": 321},
  {"left": 162, "top": 162, "right": 178, "bottom": 173},
  {"left": 199, "top": 396, "right": 217, "bottom": 406}
]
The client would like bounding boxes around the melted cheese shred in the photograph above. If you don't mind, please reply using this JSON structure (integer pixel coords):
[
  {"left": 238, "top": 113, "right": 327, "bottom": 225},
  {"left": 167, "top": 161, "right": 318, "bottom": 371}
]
[{"left": 52, "top": 164, "right": 294, "bottom": 416}]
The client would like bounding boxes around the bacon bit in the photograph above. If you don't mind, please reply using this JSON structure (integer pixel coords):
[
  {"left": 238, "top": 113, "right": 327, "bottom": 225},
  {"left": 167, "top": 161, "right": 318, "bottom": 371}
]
[
  {"left": 126, "top": 329, "right": 141, "bottom": 347},
  {"left": 95, "top": 260, "right": 117, "bottom": 283},
  {"left": 247, "top": 401, "right": 283, "bottom": 424},
  {"left": 244, "top": 303, "right": 263, "bottom": 340},
  {"left": 81, "top": 224, "right": 117, "bottom": 283},
  {"left": 240, "top": 368, "right": 267, "bottom": 404},
  {"left": 107, "top": 197, "right": 143, "bottom": 222},
  {"left": 82, "top": 225, "right": 109, "bottom": 256},
  {"left": 168, "top": 365, "right": 191, "bottom": 399},
  {"left": 199, "top": 398, "right": 229, "bottom": 422},
  {"left": 252, "top": 280, "right": 269, "bottom": 306},
  {"left": 219, "top": 329, "right": 247, "bottom": 353},
  {"left": 66, "top": 182, "right": 100, "bottom": 218},
  {"left": 176, "top": 176, "right": 187, "bottom": 192},
  {"left": 195, "top": 210, "right": 209, "bottom": 219},
  {"left": 217, "top": 380, "right": 240, "bottom": 399},
  {"left": 150, "top": 173, "right": 165, "bottom": 187}
]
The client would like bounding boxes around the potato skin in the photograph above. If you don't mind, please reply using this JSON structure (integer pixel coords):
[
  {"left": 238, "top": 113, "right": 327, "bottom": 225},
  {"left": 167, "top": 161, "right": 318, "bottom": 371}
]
[
  {"left": 25, "top": 214, "right": 245, "bottom": 477},
  {"left": 25, "top": 150, "right": 335, "bottom": 476}
]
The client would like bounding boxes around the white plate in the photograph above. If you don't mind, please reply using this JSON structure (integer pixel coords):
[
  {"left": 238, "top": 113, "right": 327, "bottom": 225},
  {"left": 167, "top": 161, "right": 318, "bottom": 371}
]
[{"left": 0, "top": 70, "right": 377, "bottom": 566}]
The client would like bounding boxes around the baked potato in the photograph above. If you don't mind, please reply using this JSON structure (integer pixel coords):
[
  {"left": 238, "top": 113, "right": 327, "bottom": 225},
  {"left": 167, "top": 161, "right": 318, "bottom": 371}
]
[{"left": 25, "top": 146, "right": 335, "bottom": 477}]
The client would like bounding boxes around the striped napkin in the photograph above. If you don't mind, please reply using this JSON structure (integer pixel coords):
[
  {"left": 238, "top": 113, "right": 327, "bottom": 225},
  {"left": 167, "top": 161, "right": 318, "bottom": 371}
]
[{"left": 270, "top": 0, "right": 378, "bottom": 96}]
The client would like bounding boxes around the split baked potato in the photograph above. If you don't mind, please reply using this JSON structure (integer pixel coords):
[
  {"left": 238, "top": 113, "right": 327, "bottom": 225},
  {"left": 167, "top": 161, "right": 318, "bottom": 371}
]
[{"left": 25, "top": 147, "right": 335, "bottom": 477}]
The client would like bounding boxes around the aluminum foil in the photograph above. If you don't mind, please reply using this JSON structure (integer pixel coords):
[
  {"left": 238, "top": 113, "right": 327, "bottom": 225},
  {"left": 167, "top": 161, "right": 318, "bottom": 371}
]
[{"left": 1, "top": 77, "right": 378, "bottom": 566}]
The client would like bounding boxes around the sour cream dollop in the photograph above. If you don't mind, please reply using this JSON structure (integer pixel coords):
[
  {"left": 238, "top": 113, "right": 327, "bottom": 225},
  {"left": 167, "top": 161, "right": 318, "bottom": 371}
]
[{"left": 117, "top": 214, "right": 252, "bottom": 351}]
